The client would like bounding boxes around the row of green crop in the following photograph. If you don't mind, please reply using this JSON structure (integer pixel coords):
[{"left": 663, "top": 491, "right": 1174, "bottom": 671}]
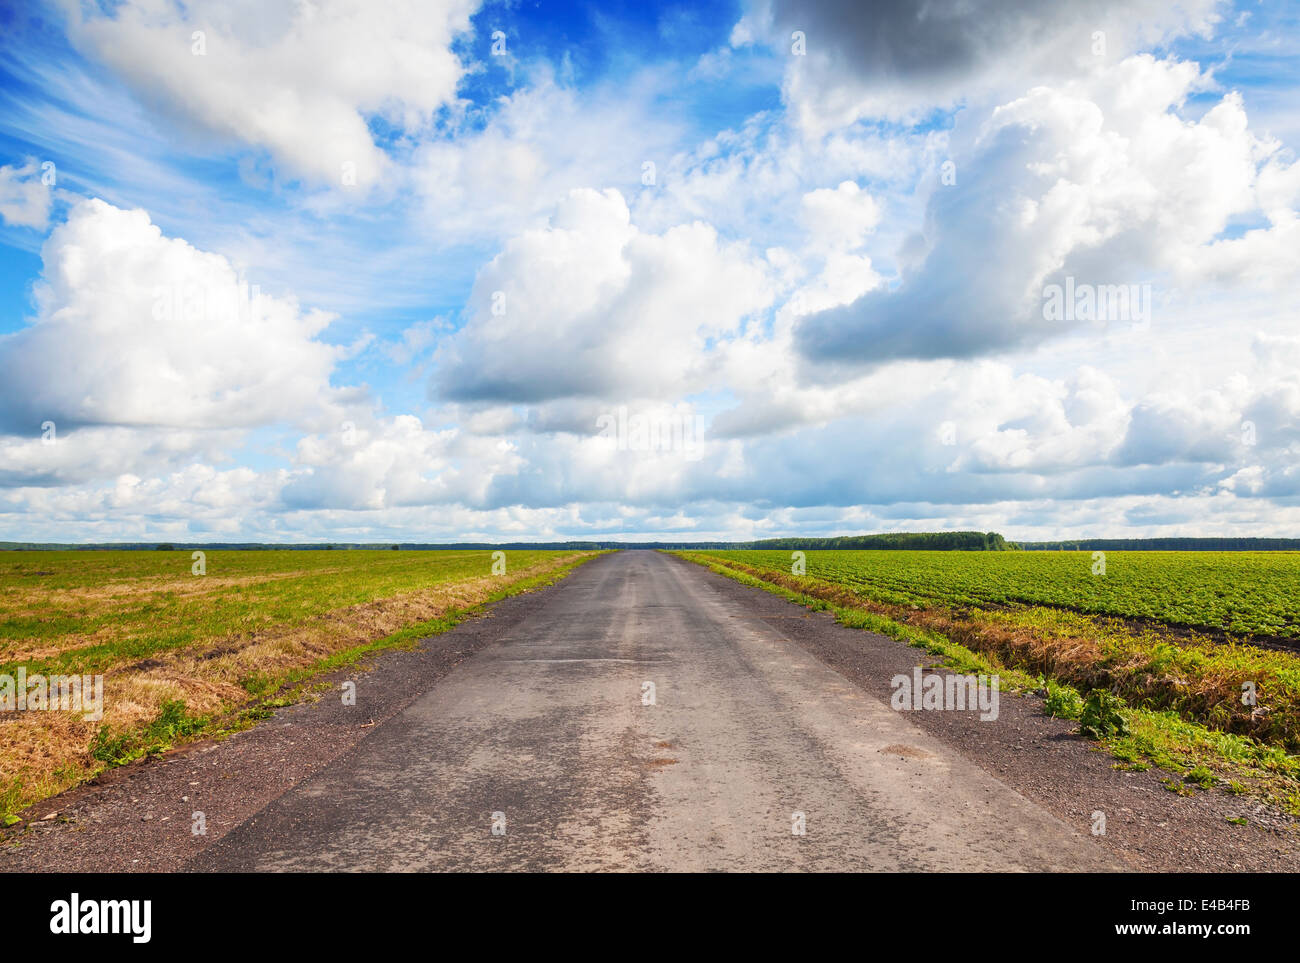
[{"left": 701, "top": 549, "right": 1300, "bottom": 640}]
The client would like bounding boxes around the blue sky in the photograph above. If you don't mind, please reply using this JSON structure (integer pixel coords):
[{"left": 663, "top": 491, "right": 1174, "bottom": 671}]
[{"left": 0, "top": 0, "right": 1297, "bottom": 542}]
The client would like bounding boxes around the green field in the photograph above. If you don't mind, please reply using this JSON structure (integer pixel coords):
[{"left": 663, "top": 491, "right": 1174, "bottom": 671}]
[
  {"left": 0, "top": 548, "right": 595, "bottom": 820},
  {"left": 0, "top": 548, "right": 579, "bottom": 676},
  {"left": 678, "top": 547, "right": 1300, "bottom": 804},
  {"left": 691, "top": 549, "right": 1300, "bottom": 642}
]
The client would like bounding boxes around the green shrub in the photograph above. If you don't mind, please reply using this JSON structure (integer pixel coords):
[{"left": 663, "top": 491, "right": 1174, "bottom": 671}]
[
  {"left": 1043, "top": 681, "right": 1085, "bottom": 720},
  {"left": 1079, "top": 690, "right": 1130, "bottom": 739}
]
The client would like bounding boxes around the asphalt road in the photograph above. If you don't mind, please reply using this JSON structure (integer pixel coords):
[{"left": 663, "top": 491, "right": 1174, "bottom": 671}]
[{"left": 188, "top": 550, "right": 1117, "bottom": 871}]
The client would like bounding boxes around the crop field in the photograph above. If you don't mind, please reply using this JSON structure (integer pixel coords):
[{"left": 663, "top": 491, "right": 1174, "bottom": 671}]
[
  {"left": 679, "top": 548, "right": 1300, "bottom": 789},
  {"left": 690, "top": 550, "right": 1300, "bottom": 642},
  {"left": 0, "top": 548, "right": 595, "bottom": 819}
]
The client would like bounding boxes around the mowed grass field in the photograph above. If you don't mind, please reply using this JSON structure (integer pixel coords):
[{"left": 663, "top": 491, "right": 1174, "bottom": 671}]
[
  {"left": 696, "top": 549, "right": 1300, "bottom": 641},
  {"left": 0, "top": 548, "right": 596, "bottom": 820}
]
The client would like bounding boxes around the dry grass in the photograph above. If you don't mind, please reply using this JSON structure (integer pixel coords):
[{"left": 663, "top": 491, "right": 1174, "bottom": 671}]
[
  {"left": 0, "top": 551, "right": 594, "bottom": 819},
  {"left": 680, "top": 554, "right": 1300, "bottom": 751}
]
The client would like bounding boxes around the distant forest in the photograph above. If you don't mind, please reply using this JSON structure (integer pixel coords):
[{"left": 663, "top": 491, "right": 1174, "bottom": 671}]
[
  {"left": 1016, "top": 537, "right": 1300, "bottom": 551},
  {"left": 2, "top": 533, "right": 1298, "bottom": 552},
  {"left": 0, "top": 532, "right": 1007, "bottom": 551},
  {"left": 732, "top": 531, "right": 1010, "bottom": 551}
]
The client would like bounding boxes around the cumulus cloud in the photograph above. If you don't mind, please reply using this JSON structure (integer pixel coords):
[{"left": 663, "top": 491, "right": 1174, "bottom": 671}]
[
  {"left": 62, "top": 0, "right": 478, "bottom": 188},
  {"left": 0, "top": 462, "right": 281, "bottom": 538},
  {"left": 800, "top": 180, "right": 880, "bottom": 251},
  {"left": 412, "top": 72, "right": 686, "bottom": 240},
  {"left": 435, "top": 188, "right": 773, "bottom": 405},
  {"left": 0, "top": 198, "right": 344, "bottom": 439},
  {"left": 280, "top": 414, "right": 513, "bottom": 511},
  {"left": 0, "top": 426, "right": 247, "bottom": 489},
  {"left": 796, "top": 55, "right": 1294, "bottom": 369}
]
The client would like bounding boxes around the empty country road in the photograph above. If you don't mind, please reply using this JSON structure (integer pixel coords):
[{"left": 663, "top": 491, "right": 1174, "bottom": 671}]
[{"left": 187, "top": 550, "right": 1118, "bottom": 872}]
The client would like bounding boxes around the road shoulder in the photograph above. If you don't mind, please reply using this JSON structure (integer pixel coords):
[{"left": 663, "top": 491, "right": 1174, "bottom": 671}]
[
  {"left": 0, "top": 564, "right": 595, "bottom": 872},
  {"left": 665, "top": 552, "right": 1300, "bottom": 872}
]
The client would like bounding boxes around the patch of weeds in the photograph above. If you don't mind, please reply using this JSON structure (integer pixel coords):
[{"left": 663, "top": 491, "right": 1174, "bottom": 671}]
[
  {"left": 1079, "top": 690, "right": 1130, "bottom": 739},
  {"left": 1043, "top": 680, "right": 1085, "bottom": 720},
  {"left": 89, "top": 725, "right": 135, "bottom": 766},
  {"left": 1, "top": 778, "right": 23, "bottom": 826},
  {"left": 1107, "top": 742, "right": 1142, "bottom": 764},
  {"left": 1184, "top": 765, "right": 1216, "bottom": 789},
  {"left": 1162, "top": 778, "right": 1196, "bottom": 797},
  {"left": 1145, "top": 642, "right": 1179, "bottom": 676},
  {"left": 90, "top": 699, "right": 207, "bottom": 766},
  {"left": 142, "top": 700, "right": 206, "bottom": 754},
  {"left": 239, "top": 671, "right": 277, "bottom": 698},
  {"left": 1226, "top": 816, "right": 1248, "bottom": 826}
]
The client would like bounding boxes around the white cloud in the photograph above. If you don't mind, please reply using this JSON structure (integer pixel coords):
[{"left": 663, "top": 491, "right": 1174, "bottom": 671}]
[
  {"left": 411, "top": 70, "right": 686, "bottom": 241},
  {"left": 63, "top": 0, "right": 478, "bottom": 188},
  {"left": 796, "top": 55, "right": 1298, "bottom": 368},
  {"left": 0, "top": 426, "right": 247, "bottom": 488},
  {"left": 0, "top": 198, "right": 344, "bottom": 441},
  {"left": 800, "top": 180, "right": 880, "bottom": 251},
  {"left": 281, "top": 414, "right": 515, "bottom": 511},
  {"left": 0, "top": 159, "right": 53, "bottom": 229},
  {"left": 435, "top": 188, "right": 774, "bottom": 405}
]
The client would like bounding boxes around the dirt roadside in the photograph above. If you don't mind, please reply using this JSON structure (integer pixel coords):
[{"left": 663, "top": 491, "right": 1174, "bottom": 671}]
[
  {"left": 3, "top": 550, "right": 1295, "bottom": 872},
  {"left": 670, "top": 553, "right": 1298, "bottom": 871}
]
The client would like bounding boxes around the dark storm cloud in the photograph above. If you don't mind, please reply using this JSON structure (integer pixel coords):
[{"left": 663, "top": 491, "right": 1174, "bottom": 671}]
[
  {"left": 763, "top": 0, "right": 1220, "bottom": 106},
  {"left": 771, "top": 0, "right": 1043, "bottom": 85}
]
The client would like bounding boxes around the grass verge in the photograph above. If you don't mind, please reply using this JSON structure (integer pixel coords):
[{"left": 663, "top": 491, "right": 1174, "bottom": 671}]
[
  {"left": 673, "top": 551, "right": 1300, "bottom": 816},
  {"left": 1, "top": 552, "right": 602, "bottom": 826}
]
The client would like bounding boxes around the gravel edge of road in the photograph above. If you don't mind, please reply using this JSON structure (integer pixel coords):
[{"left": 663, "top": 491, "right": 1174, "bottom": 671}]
[
  {"left": 5, "top": 550, "right": 1297, "bottom": 873},
  {"left": 665, "top": 552, "right": 1300, "bottom": 873},
  {"left": 0, "top": 557, "right": 601, "bottom": 872}
]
